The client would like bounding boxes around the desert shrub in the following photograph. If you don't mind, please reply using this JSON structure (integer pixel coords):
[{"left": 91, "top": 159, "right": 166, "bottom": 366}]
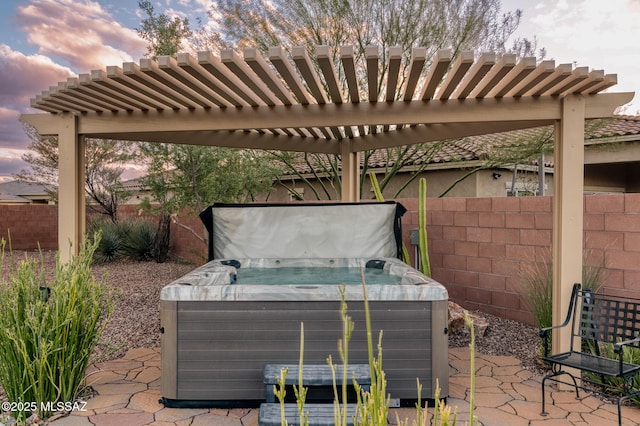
[
  {"left": 521, "top": 249, "right": 604, "bottom": 329},
  {"left": 0, "top": 236, "right": 116, "bottom": 421},
  {"left": 584, "top": 342, "right": 640, "bottom": 406},
  {"left": 89, "top": 218, "right": 156, "bottom": 262},
  {"left": 120, "top": 220, "right": 156, "bottom": 261},
  {"left": 88, "top": 217, "right": 124, "bottom": 263}
]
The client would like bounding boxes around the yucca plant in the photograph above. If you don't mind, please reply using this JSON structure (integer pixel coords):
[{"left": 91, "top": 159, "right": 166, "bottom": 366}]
[
  {"left": 88, "top": 217, "right": 124, "bottom": 263},
  {"left": 120, "top": 220, "right": 156, "bottom": 261},
  {"left": 0, "top": 235, "right": 116, "bottom": 421}
]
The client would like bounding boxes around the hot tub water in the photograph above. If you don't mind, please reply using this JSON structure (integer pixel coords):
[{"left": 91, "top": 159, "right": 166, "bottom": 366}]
[{"left": 233, "top": 266, "right": 402, "bottom": 285}]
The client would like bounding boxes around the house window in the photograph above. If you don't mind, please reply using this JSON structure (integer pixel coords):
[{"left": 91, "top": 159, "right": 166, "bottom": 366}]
[
  {"left": 289, "top": 188, "right": 305, "bottom": 201},
  {"left": 506, "top": 182, "right": 545, "bottom": 197}
]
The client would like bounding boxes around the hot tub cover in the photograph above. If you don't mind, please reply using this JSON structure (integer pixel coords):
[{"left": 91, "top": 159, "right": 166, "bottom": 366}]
[{"left": 199, "top": 201, "right": 406, "bottom": 261}]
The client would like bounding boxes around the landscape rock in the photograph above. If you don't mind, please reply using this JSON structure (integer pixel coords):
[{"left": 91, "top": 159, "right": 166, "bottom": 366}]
[{"left": 448, "top": 301, "right": 489, "bottom": 337}]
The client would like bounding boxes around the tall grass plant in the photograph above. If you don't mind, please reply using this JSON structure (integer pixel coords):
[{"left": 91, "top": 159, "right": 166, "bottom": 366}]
[
  {"left": 277, "top": 268, "right": 478, "bottom": 426},
  {"left": 521, "top": 248, "right": 604, "bottom": 329},
  {"left": 0, "top": 236, "right": 116, "bottom": 421}
]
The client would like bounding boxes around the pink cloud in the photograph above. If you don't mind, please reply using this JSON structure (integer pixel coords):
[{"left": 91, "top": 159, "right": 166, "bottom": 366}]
[
  {"left": 0, "top": 44, "right": 74, "bottom": 154},
  {"left": 0, "top": 44, "right": 75, "bottom": 109},
  {"left": 16, "top": 0, "right": 147, "bottom": 70},
  {"left": 0, "top": 106, "right": 30, "bottom": 151}
]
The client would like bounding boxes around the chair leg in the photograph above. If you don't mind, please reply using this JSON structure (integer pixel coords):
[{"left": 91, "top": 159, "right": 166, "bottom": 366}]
[
  {"left": 617, "top": 397, "right": 623, "bottom": 426},
  {"left": 541, "top": 374, "right": 550, "bottom": 416},
  {"left": 541, "top": 370, "right": 580, "bottom": 416}
]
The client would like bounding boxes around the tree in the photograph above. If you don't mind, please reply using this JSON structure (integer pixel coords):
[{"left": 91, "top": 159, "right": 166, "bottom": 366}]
[
  {"left": 211, "top": 0, "right": 542, "bottom": 199},
  {"left": 15, "top": 121, "right": 133, "bottom": 221},
  {"left": 136, "top": 0, "right": 192, "bottom": 58},
  {"left": 138, "top": 144, "right": 280, "bottom": 259},
  {"left": 136, "top": 1, "right": 282, "bottom": 261}
]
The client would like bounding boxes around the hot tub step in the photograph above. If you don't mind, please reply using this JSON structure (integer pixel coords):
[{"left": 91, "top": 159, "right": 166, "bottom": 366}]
[
  {"left": 258, "top": 402, "right": 357, "bottom": 426},
  {"left": 263, "top": 364, "right": 371, "bottom": 403}
]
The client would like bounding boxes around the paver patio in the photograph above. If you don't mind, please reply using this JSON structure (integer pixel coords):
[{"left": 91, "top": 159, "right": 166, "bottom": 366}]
[{"left": 45, "top": 346, "right": 640, "bottom": 425}]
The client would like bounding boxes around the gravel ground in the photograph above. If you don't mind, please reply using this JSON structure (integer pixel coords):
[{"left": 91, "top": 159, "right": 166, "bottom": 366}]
[{"left": 1, "top": 250, "right": 545, "bottom": 370}]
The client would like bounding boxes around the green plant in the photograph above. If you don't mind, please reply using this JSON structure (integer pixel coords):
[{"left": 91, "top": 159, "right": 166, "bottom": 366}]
[
  {"left": 343, "top": 277, "right": 477, "bottom": 425},
  {"left": 368, "top": 172, "right": 430, "bottom": 273},
  {"left": 273, "top": 323, "right": 309, "bottom": 426},
  {"left": 88, "top": 217, "right": 125, "bottom": 263},
  {"left": 521, "top": 249, "right": 604, "bottom": 330},
  {"left": 354, "top": 274, "right": 390, "bottom": 426},
  {"left": 279, "top": 268, "right": 479, "bottom": 426},
  {"left": 328, "top": 287, "right": 356, "bottom": 426},
  {"left": 417, "top": 178, "right": 431, "bottom": 277},
  {"left": 520, "top": 258, "right": 554, "bottom": 329},
  {"left": 120, "top": 220, "right": 156, "bottom": 261},
  {"left": 0, "top": 236, "right": 116, "bottom": 421},
  {"left": 89, "top": 218, "right": 157, "bottom": 262},
  {"left": 274, "top": 367, "right": 289, "bottom": 426},
  {"left": 584, "top": 343, "right": 640, "bottom": 406},
  {"left": 293, "top": 323, "right": 309, "bottom": 426}
]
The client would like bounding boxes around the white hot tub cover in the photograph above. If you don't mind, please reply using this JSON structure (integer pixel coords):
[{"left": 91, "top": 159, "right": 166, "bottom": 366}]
[{"left": 199, "top": 202, "right": 406, "bottom": 261}]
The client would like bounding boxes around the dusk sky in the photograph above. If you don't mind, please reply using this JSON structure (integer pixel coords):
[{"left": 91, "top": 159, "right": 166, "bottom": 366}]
[{"left": 0, "top": 0, "right": 638, "bottom": 182}]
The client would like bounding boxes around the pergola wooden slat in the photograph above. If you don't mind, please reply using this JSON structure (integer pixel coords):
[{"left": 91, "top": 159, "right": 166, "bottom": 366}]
[
  {"left": 21, "top": 45, "right": 634, "bottom": 361},
  {"left": 435, "top": 50, "right": 474, "bottom": 100}
]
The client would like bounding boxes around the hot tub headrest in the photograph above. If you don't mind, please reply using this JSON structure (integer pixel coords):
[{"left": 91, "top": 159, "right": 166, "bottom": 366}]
[{"left": 199, "top": 201, "right": 406, "bottom": 261}]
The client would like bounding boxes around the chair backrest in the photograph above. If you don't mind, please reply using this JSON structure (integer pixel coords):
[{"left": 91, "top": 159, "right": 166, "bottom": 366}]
[{"left": 573, "top": 285, "right": 640, "bottom": 349}]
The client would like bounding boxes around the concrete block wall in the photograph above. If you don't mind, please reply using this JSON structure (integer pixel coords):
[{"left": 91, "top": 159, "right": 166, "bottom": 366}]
[
  {"left": 2, "top": 193, "right": 639, "bottom": 326},
  {"left": 114, "top": 205, "right": 208, "bottom": 264},
  {"left": 397, "top": 194, "right": 640, "bottom": 326},
  {"left": 0, "top": 204, "right": 58, "bottom": 250}
]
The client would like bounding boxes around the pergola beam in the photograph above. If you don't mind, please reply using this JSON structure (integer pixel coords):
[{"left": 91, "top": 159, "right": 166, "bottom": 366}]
[
  {"left": 57, "top": 113, "right": 85, "bottom": 263},
  {"left": 553, "top": 94, "right": 586, "bottom": 358},
  {"left": 22, "top": 93, "right": 632, "bottom": 139}
]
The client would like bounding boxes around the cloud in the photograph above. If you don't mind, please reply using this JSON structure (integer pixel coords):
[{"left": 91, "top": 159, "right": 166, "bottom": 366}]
[
  {"left": 529, "top": 0, "right": 640, "bottom": 65},
  {"left": 15, "top": 0, "right": 147, "bottom": 70},
  {"left": 0, "top": 44, "right": 74, "bottom": 110},
  {"left": 0, "top": 45, "right": 76, "bottom": 155},
  {"left": 0, "top": 0, "right": 150, "bottom": 166},
  {"left": 508, "top": 0, "right": 640, "bottom": 112},
  {"left": 0, "top": 148, "right": 31, "bottom": 180},
  {"left": 0, "top": 107, "right": 29, "bottom": 150}
]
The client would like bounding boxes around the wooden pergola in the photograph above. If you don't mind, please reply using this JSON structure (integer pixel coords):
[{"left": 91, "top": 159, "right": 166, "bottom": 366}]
[{"left": 21, "top": 45, "right": 633, "bottom": 356}]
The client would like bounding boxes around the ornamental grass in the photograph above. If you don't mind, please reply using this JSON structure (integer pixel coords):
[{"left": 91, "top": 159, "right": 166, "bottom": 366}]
[{"left": 0, "top": 235, "right": 116, "bottom": 421}]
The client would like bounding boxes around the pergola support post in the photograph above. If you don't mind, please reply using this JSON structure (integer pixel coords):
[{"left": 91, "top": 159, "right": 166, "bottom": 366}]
[
  {"left": 341, "top": 143, "right": 360, "bottom": 202},
  {"left": 552, "top": 94, "right": 585, "bottom": 356},
  {"left": 57, "top": 113, "right": 86, "bottom": 262}
]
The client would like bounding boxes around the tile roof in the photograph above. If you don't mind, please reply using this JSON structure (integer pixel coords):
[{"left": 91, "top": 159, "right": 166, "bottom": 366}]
[
  {"left": 589, "top": 115, "right": 640, "bottom": 138},
  {"left": 280, "top": 115, "right": 640, "bottom": 175},
  {"left": 0, "top": 181, "right": 52, "bottom": 197},
  {"left": 0, "top": 181, "right": 54, "bottom": 204}
]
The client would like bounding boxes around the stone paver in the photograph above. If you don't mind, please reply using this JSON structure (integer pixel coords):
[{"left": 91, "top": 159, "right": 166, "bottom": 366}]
[
  {"left": 37, "top": 346, "right": 640, "bottom": 426},
  {"left": 83, "top": 393, "right": 131, "bottom": 412},
  {"left": 89, "top": 412, "right": 154, "bottom": 426}
]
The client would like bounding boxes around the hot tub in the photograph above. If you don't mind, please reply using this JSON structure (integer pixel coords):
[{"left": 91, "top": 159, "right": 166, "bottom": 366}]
[
  {"left": 160, "top": 256, "right": 449, "bottom": 407},
  {"left": 160, "top": 201, "right": 449, "bottom": 408}
]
